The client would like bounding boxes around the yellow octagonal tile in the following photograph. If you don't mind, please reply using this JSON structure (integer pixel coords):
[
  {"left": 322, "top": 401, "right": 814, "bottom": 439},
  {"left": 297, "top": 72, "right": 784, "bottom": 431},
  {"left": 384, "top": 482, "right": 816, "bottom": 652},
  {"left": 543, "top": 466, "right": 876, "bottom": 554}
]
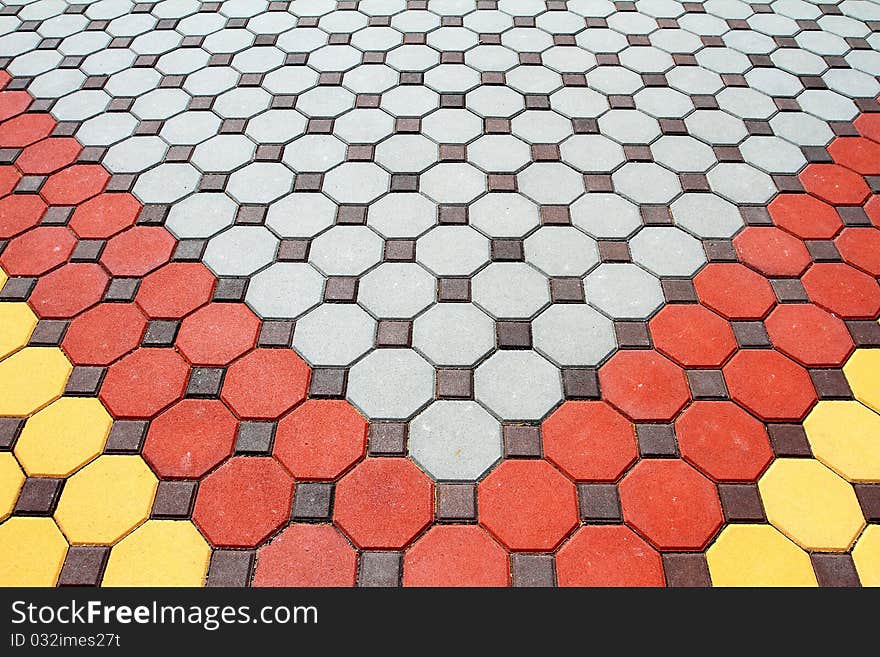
[
  {"left": 0, "top": 452, "right": 25, "bottom": 521},
  {"left": 707, "top": 524, "right": 817, "bottom": 587},
  {"left": 0, "top": 348, "right": 72, "bottom": 416},
  {"left": 852, "top": 525, "right": 880, "bottom": 587},
  {"left": 844, "top": 349, "right": 880, "bottom": 415},
  {"left": 0, "top": 517, "right": 68, "bottom": 586},
  {"left": 15, "top": 398, "right": 112, "bottom": 478},
  {"left": 54, "top": 455, "right": 158, "bottom": 545},
  {"left": 102, "top": 520, "right": 211, "bottom": 587},
  {"left": 0, "top": 302, "right": 37, "bottom": 361},
  {"left": 804, "top": 401, "right": 880, "bottom": 483},
  {"left": 758, "top": 458, "right": 866, "bottom": 552}
]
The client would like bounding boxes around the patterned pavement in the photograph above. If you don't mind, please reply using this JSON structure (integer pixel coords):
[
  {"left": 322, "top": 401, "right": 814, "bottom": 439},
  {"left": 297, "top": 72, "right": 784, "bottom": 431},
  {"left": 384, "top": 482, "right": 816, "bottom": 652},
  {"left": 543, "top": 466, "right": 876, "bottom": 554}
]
[{"left": 0, "top": 0, "right": 879, "bottom": 587}]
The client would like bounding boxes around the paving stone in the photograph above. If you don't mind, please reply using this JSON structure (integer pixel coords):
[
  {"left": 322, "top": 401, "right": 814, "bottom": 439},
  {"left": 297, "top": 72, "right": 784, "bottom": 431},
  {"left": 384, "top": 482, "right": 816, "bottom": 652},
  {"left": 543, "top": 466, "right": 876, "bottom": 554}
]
[
  {"left": 474, "top": 350, "right": 562, "bottom": 421},
  {"left": 347, "top": 348, "right": 434, "bottom": 420}
]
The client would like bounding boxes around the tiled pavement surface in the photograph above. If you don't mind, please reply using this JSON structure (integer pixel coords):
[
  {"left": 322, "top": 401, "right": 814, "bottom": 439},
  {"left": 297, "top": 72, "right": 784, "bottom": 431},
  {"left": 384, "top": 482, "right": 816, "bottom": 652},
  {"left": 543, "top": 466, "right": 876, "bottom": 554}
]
[{"left": 0, "top": 0, "right": 879, "bottom": 587}]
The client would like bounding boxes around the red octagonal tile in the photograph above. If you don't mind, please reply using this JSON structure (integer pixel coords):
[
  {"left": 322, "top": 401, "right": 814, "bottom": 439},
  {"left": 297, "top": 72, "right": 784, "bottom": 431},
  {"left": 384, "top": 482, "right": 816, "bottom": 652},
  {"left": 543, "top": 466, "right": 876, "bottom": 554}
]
[
  {"left": 143, "top": 399, "right": 237, "bottom": 479},
  {"left": 100, "top": 226, "right": 175, "bottom": 277},
  {"left": 835, "top": 227, "right": 880, "bottom": 276},
  {"left": 16, "top": 137, "right": 81, "bottom": 175},
  {"left": 619, "top": 459, "right": 723, "bottom": 551},
  {"left": 0, "top": 89, "right": 31, "bottom": 121},
  {"left": 334, "top": 457, "right": 433, "bottom": 550},
  {"left": 723, "top": 349, "right": 817, "bottom": 421},
  {"left": 733, "top": 226, "right": 812, "bottom": 278},
  {"left": 649, "top": 304, "right": 737, "bottom": 368},
  {"left": 0, "top": 113, "right": 54, "bottom": 147},
  {"left": 100, "top": 347, "right": 190, "bottom": 418},
  {"left": 0, "top": 194, "right": 46, "bottom": 238},
  {"left": 403, "top": 525, "right": 509, "bottom": 587},
  {"left": 599, "top": 350, "right": 690, "bottom": 422},
  {"left": 193, "top": 456, "right": 294, "bottom": 548},
  {"left": 69, "top": 193, "right": 141, "bottom": 239},
  {"left": 543, "top": 401, "right": 638, "bottom": 482},
  {"left": 675, "top": 401, "right": 773, "bottom": 482},
  {"left": 694, "top": 263, "right": 776, "bottom": 320},
  {"left": 41, "top": 164, "right": 109, "bottom": 205},
  {"left": 478, "top": 459, "right": 578, "bottom": 552},
  {"left": 135, "top": 262, "right": 216, "bottom": 319},
  {"left": 768, "top": 193, "right": 842, "bottom": 240},
  {"left": 799, "top": 163, "right": 869, "bottom": 205},
  {"left": 802, "top": 262, "right": 880, "bottom": 319},
  {"left": 556, "top": 525, "right": 665, "bottom": 587},
  {"left": 0, "top": 226, "right": 76, "bottom": 276},
  {"left": 765, "top": 303, "right": 855, "bottom": 367},
  {"left": 274, "top": 399, "right": 367, "bottom": 481},
  {"left": 62, "top": 302, "right": 147, "bottom": 366},
  {"left": 854, "top": 113, "right": 880, "bottom": 143},
  {"left": 175, "top": 302, "right": 260, "bottom": 367},
  {"left": 222, "top": 349, "right": 310, "bottom": 420},
  {"left": 28, "top": 262, "right": 108, "bottom": 319},
  {"left": 253, "top": 524, "right": 357, "bottom": 587},
  {"left": 828, "top": 136, "right": 880, "bottom": 175}
]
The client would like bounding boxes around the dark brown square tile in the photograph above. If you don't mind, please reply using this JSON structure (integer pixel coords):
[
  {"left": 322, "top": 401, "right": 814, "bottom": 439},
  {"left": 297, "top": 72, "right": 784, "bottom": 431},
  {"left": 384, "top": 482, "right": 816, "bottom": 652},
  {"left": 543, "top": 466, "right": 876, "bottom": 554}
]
[
  {"left": 718, "top": 483, "right": 766, "bottom": 522},
  {"left": 235, "top": 205, "right": 267, "bottom": 225},
  {"left": 104, "top": 420, "right": 148, "bottom": 454},
  {"left": 438, "top": 205, "right": 467, "bottom": 225},
  {"left": 853, "top": 484, "right": 880, "bottom": 521},
  {"left": 0, "top": 277, "right": 36, "bottom": 301},
  {"left": 336, "top": 205, "right": 367, "bottom": 225},
  {"left": 578, "top": 483, "right": 622, "bottom": 523},
  {"left": 437, "top": 277, "right": 471, "bottom": 302},
  {"left": 384, "top": 239, "right": 416, "bottom": 262},
  {"left": 436, "top": 483, "right": 476, "bottom": 521},
  {"left": 770, "top": 278, "right": 809, "bottom": 303},
  {"left": 368, "top": 422, "right": 407, "bottom": 456},
  {"left": 767, "top": 423, "right": 812, "bottom": 457},
  {"left": 28, "top": 320, "right": 68, "bottom": 346},
  {"left": 847, "top": 320, "right": 880, "bottom": 347},
  {"left": 104, "top": 278, "right": 140, "bottom": 302},
  {"left": 809, "top": 369, "right": 852, "bottom": 399},
  {"left": 142, "top": 319, "right": 178, "bottom": 347},
  {"left": 185, "top": 367, "right": 224, "bottom": 398},
  {"left": 637, "top": 423, "right": 678, "bottom": 457},
  {"left": 731, "top": 321, "right": 771, "bottom": 348},
  {"left": 662, "top": 553, "right": 711, "bottom": 587},
  {"left": 235, "top": 422, "right": 276, "bottom": 455},
  {"left": 277, "top": 238, "right": 310, "bottom": 262},
  {"left": 376, "top": 320, "right": 412, "bottom": 347},
  {"left": 14, "top": 478, "right": 63, "bottom": 516},
  {"left": 583, "top": 173, "right": 614, "bottom": 192},
  {"left": 212, "top": 278, "right": 248, "bottom": 302},
  {"left": 58, "top": 546, "right": 110, "bottom": 587},
  {"left": 497, "top": 321, "right": 532, "bottom": 349},
  {"left": 531, "top": 144, "right": 560, "bottom": 161},
  {"left": 258, "top": 320, "right": 294, "bottom": 348},
  {"left": 151, "top": 480, "right": 197, "bottom": 519},
  {"left": 324, "top": 277, "right": 358, "bottom": 303},
  {"left": 511, "top": 554, "right": 555, "bottom": 587},
  {"left": 687, "top": 369, "right": 728, "bottom": 399},
  {"left": 172, "top": 239, "right": 207, "bottom": 261},
  {"left": 390, "top": 174, "right": 418, "bottom": 192},
  {"left": 309, "top": 368, "right": 347, "bottom": 399},
  {"left": 439, "top": 144, "right": 466, "bottom": 161},
  {"left": 436, "top": 369, "right": 473, "bottom": 399},
  {"left": 640, "top": 205, "right": 672, "bottom": 225},
  {"left": 550, "top": 278, "right": 584, "bottom": 303},
  {"left": 740, "top": 206, "right": 773, "bottom": 226},
  {"left": 838, "top": 206, "right": 871, "bottom": 226},
  {"left": 503, "top": 424, "right": 542, "bottom": 458},
  {"left": 805, "top": 240, "right": 841, "bottom": 262},
  {"left": 206, "top": 550, "right": 254, "bottom": 587},
  {"left": 540, "top": 205, "right": 570, "bottom": 225},
  {"left": 64, "top": 366, "right": 105, "bottom": 396},
  {"left": 614, "top": 322, "right": 651, "bottom": 348},
  {"left": 358, "top": 551, "right": 401, "bottom": 587},
  {"left": 487, "top": 173, "right": 516, "bottom": 191},
  {"left": 811, "top": 554, "right": 861, "bottom": 588},
  {"left": 292, "top": 482, "right": 333, "bottom": 521},
  {"left": 490, "top": 238, "right": 524, "bottom": 262},
  {"left": 562, "top": 368, "right": 600, "bottom": 399},
  {"left": 598, "top": 240, "right": 631, "bottom": 262}
]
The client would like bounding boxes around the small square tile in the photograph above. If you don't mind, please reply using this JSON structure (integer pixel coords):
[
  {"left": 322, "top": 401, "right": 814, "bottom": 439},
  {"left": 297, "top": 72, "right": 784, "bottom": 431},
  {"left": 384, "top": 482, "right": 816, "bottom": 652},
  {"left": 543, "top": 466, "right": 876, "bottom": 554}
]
[
  {"left": 14, "top": 175, "right": 44, "bottom": 193},
  {"left": 562, "top": 73, "right": 587, "bottom": 87},
  {"left": 614, "top": 322, "right": 650, "bottom": 348},
  {"left": 511, "top": 554, "right": 555, "bottom": 587},
  {"left": 104, "top": 420, "right": 148, "bottom": 454},
  {"left": 41, "top": 206, "right": 74, "bottom": 226},
  {"left": 368, "top": 422, "right": 407, "bottom": 456},
  {"left": 740, "top": 206, "right": 773, "bottom": 226},
  {"left": 235, "top": 206, "right": 266, "bottom": 226},
  {"left": 399, "top": 72, "right": 423, "bottom": 85},
  {"left": 309, "top": 368, "right": 348, "bottom": 398},
  {"left": 390, "top": 174, "right": 418, "bottom": 192},
  {"left": 235, "top": 422, "right": 276, "bottom": 455},
  {"left": 57, "top": 547, "right": 110, "bottom": 587},
  {"left": 142, "top": 319, "right": 179, "bottom": 347},
  {"left": 0, "top": 277, "right": 36, "bottom": 301},
  {"left": 531, "top": 144, "right": 560, "bottom": 161},
  {"left": 718, "top": 483, "right": 766, "bottom": 522},
  {"left": 680, "top": 173, "right": 711, "bottom": 192},
  {"left": 640, "top": 205, "right": 672, "bottom": 225},
  {"left": 731, "top": 321, "right": 771, "bottom": 348},
  {"left": 138, "top": 205, "right": 169, "bottom": 225},
  {"left": 395, "top": 117, "right": 420, "bottom": 133},
  {"left": 28, "top": 320, "right": 68, "bottom": 347},
  {"left": 773, "top": 174, "right": 803, "bottom": 193},
  {"left": 104, "top": 278, "right": 140, "bottom": 303},
  {"left": 838, "top": 207, "right": 871, "bottom": 226},
  {"left": 172, "top": 239, "right": 207, "bottom": 261},
  {"left": 307, "top": 118, "right": 334, "bottom": 133},
  {"left": 206, "top": 550, "right": 255, "bottom": 587},
  {"left": 496, "top": 321, "right": 532, "bottom": 349},
  {"left": 744, "top": 120, "right": 774, "bottom": 136},
  {"left": 572, "top": 118, "right": 599, "bottom": 134},
  {"left": 687, "top": 370, "right": 728, "bottom": 399},
  {"left": 846, "top": 321, "right": 880, "bottom": 347},
  {"left": 294, "top": 173, "right": 323, "bottom": 192},
  {"left": 336, "top": 205, "right": 368, "bottom": 225},
  {"left": 490, "top": 239, "right": 524, "bottom": 262},
  {"left": 809, "top": 369, "right": 852, "bottom": 399},
  {"left": 324, "top": 277, "right": 358, "bottom": 303},
  {"left": 277, "top": 239, "right": 310, "bottom": 262},
  {"left": 810, "top": 554, "right": 861, "bottom": 588},
  {"left": 384, "top": 240, "right": 416, "bottom": 262},
  {"left": 258, "top": 320, "right": 294, "bottom": 348},
  {"left": 704, "top": 240, "right": 737, "bottom": 262},
  {"left": 347, "top": 144, "right": 374, "bottom": 161},
  {"left": 767, "top": 424, "right": 812, "bottom": 457},
  {"left": 436, "top": 369, "right": 473, "bottom": 399},
  {"left": 64, "top": 366, "right": 105, "bottom": 396},
  {"left": 662, "top": 553, "right": 711, "bottom": 587},
  {"left": 376, "top": 320, "right": 411, "bottom": 347},
  {"left": 358, "top": 552, "right": 401, "bottom": 587},
  {"left": 292, "top": 482, "right": 333, "bottom": 521},
  {"left": 14, "top": 478, "right": 64, "bottom": 516},
  {"left": 598, "top": 240, "right": 631, "bottom": 262},
  {"left": 853, "top": 484, "right": 880, "bottom": 522},
  {"left": 439, "top": 144, "right": 466, "bottom": 161},
  {"left": 484, "top": 118, "right": 510, "bottom": 134},
  {"left": 151, "top": 480, "right": 197, "bottom": 519},
  {"left": 438, "top": 205, "right": 467, "bottom": 225},
  {"left": 481, "top": 71, "right": 504, "bottom": 85},
  {"left": 436, "top": 483, "right": 476, "bottom": 521},
  {"left": 583, "top": 174, "right": 613, "bottom": 192},
  {"left": 562, "top": 368, "right": 600, "bottom": 399},
  {"left": 550, "top": 278, "right": 584, "bottom": 303},
  {"left": 608, "top": 95, "right": 635, "bottom": 109},
  {"left": 487, "top": 173, "right": 516, "bottom": 191},
  {"left": 624, "top": 145, "right": 652, "bottom": 162},
  {"left": 578, "top": 483, "right": 622, "bottom": 523},
  {"left": 637, "top": 423, "right": 678, "bottom": 457},
  {"left": 540, "top": 206, "right": 570, "bottom": 225},
  {"left": 437, "top": 278, "right": 470, "bottom": 302},
  {"left": 770, "top": 279, "right": 809, "bottom": 303},
  {"left": 805, "top": 240, "right": 841, "bottom": 262},
  {"left": 503, "top": 424, "right": 542, "bottom": 458},
  {"left": 185, "top": 367, "right": 224, "bottom": 398}
]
